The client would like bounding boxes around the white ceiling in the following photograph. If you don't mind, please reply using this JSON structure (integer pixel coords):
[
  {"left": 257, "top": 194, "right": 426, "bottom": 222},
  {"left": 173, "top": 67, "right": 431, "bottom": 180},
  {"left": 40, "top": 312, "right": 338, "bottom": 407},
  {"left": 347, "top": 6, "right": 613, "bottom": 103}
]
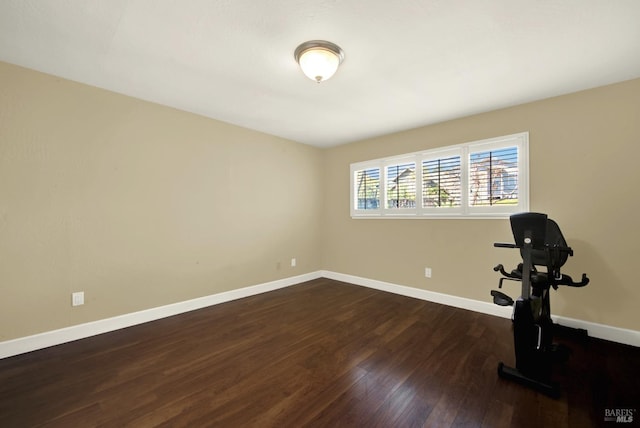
[{"left": 1, "top": 1, "right": 639, "bottom": 148}]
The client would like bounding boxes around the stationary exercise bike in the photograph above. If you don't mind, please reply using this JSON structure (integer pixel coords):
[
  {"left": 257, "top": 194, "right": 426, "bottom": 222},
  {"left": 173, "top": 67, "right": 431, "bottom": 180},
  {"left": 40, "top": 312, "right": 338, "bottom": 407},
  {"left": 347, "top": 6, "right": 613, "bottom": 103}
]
[{"left": 491, "top": 212, "right": 589, "bottom": 397}]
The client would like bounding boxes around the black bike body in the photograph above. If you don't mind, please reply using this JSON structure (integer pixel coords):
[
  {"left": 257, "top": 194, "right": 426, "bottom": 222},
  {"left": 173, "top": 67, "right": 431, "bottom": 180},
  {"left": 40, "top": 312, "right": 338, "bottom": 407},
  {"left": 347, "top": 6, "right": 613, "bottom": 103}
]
[{"left": 491, "top": 212, "right": 589, "bottom": 397}]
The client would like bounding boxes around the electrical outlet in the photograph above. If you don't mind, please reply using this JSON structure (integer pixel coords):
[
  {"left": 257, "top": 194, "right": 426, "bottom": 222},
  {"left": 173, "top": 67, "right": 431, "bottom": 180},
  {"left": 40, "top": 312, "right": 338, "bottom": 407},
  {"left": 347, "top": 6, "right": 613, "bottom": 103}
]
[
  {"left": 72, "top": 291, "right": 84, "bottom": 306},
  {"left": 291, "top": 258, "right": 297, "bottom": 267},
  {"left": 424, "top": 267, "right": 432, "bottom": 278}
]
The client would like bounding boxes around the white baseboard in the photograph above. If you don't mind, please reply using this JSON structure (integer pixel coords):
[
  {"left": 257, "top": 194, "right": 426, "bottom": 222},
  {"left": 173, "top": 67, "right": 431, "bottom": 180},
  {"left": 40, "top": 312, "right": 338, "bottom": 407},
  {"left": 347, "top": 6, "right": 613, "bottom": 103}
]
[
  {"left": 549, "top": 315, "right": 640, "bottom": 347},
  {"left": 0, "top": 271, "right": 322, "bottom": 359},
  {"left": 320, "top": 270, "right": 640, "bottom": 347},
  {"left": 2, "top": 270, "right": 637, "bottom": 359}
]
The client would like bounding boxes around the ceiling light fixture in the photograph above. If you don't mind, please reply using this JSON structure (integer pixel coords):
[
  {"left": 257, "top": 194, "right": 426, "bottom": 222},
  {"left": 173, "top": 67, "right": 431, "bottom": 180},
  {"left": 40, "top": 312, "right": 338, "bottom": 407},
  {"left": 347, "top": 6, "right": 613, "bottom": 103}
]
[{"left": 294, "top": 40, "right": 344, "bottom": 83}]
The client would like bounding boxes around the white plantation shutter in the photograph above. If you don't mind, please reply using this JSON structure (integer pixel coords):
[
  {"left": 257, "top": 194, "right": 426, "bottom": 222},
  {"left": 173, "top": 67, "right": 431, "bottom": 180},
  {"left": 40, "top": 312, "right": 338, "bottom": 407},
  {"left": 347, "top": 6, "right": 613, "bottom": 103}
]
[
  {"left": 422, "top": 155, "right": 461, "bottom": 208},
  {"left": 350, "top": 132, "right": 528, "bottom": 218},
  {"left": 469, "top": 146, "right": 519, "bottom": 207},
  {"left": 354, "top": 167, "right": 380, "bottom": 211},
  {"left": 385, "top": 162, "right": 416, "bottom": 209}
]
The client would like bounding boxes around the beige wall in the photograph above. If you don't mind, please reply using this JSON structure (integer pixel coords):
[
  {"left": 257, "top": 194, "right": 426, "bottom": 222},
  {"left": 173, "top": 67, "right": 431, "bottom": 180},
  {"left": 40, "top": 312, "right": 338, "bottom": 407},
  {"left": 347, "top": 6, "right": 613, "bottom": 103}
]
[
  {"left": 0, "top": 62, "right": 322, "bottom": 341},
  {"left": 2, "top": 60, "right": 639, "bottom": 342},
  {"left": 322, "top": 78, "right": 640, "bottom": 332}
]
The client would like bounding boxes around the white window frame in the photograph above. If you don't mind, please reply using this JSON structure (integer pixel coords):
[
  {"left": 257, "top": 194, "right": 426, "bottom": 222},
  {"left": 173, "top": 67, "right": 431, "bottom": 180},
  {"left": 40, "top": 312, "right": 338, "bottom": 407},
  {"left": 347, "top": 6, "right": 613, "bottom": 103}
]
[{"left": 350, "top": 132, "right": 529, "bottom": 219}]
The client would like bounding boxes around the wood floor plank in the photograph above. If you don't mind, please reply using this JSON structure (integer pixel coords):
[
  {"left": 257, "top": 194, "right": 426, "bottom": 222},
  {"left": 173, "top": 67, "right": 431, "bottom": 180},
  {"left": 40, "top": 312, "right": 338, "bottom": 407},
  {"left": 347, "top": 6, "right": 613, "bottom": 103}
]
[{"left": 1, "top": 278, "right": 638, "bottom": 427}]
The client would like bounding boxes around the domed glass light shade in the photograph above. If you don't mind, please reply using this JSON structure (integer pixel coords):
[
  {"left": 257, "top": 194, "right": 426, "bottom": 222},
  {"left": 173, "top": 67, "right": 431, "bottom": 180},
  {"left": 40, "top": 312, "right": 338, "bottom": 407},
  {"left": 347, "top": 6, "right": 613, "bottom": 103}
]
[{"left": 294, "top": 40, "right": 344, "bottom": 83}]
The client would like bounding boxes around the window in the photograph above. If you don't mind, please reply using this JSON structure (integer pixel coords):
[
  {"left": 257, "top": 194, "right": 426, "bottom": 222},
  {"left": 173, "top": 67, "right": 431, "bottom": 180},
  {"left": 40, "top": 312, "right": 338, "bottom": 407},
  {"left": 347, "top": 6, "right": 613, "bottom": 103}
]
[
  {"left": 422, "top": 152, "right": 461, "bottom": 209},
  {"left": 469, "top": 146, "right": 518, "bottom": 207},
  {"left": 350, "top": 132, "right": 529, "bottom": 218},
  {"left": 386, "top": 161, "right": 416, "bottom": 210},
  {"left": 355, "top": 167, "right": 380, "bottom": 210}
]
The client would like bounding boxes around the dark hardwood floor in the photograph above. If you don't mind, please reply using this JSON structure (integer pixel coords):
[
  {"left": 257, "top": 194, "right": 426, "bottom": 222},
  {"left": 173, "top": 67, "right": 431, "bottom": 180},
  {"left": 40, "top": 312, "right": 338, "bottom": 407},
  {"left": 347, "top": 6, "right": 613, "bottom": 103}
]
[{"left": 1, "top": 278, "right": 638, "bottom": 427}]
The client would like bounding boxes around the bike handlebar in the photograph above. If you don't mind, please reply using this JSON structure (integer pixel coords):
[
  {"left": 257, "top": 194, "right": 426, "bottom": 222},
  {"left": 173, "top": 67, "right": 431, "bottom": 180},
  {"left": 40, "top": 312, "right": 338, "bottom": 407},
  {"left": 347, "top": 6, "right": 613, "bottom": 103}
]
[{"left": 494, "top": 243, "right": 517, "bottom": 249}]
